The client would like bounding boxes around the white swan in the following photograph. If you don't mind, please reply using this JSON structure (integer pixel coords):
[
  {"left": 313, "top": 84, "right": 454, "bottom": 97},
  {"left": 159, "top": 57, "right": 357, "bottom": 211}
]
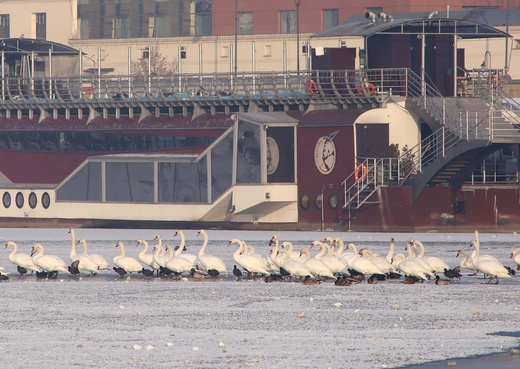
[
  {"left": 229, "top": 238, "right": 270, "bottom": 275},
  {"left": 164, "top": 245, "right": 193, "bottom": 274},
  {"left": 410, "top": 239, "right": 450, "bottom": 273},
  {"left": 196, "top": 230, "right": 227, "bottom": 273},
  {"left": 392, "top": 253, "right": 431, "bottom": 281},
  {"left": 511, "top": 248, "right": 520, "bottom": 270},
  {"left": 281, "top": 241, "right": 306, "bottom": 261},
  {"left": 299, "top": 248, "right": 335, "bottom": 279},
  {"left": 470, "top": 234, "right": 511, "bottom": 284},
  {"left": 278, "top": 249, "right": 312, "bottom": 278},
  {"left": 456, "top": 249, "right": 477, "bottom": 272},
  {"left": 345, "top": 243, "right": 385, "bottom": 276},
  {"left": 173, "top": 230, "right": 198, "bottom": 266},
  {"left": 404, "top": 242, "right": 435, "bottom": 277},
  {"left": 113, "top": 241, "right": 144, "bottom": 274},
  {"left": 5, "top": 241, "right": 40, "bottom": 274},
  {"left": 30, "top": 243, "right": 69, "bottom": 274},
  {"left": 386, "top": 238, "right": 396, "bottom": 264},
  {"left": 311, "top": 240, "right": 347, "bottom": 275},
  {"left": 69, "top": 229, "right": 100, "bottom": 275},
  {"left": 358, "top": 248, "right": 397, "bottom": 274},
  {"left": 136, "top": 239, "right": 160, "bottom": 270},
  {"left": 152, "top": 235, "right": 168, "bottom": 268},
  {"left": 78, "top": 239, "right": 110, "bottom": 270}
]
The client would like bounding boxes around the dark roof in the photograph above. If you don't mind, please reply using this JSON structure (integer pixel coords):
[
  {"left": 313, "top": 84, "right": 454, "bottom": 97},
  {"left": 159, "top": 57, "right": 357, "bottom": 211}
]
[
  {"left": 0, "top": 38, "right": 79, "bottom": 54},
  {"left": 313, "top": 9, "right": 517, "bottom": 39}
]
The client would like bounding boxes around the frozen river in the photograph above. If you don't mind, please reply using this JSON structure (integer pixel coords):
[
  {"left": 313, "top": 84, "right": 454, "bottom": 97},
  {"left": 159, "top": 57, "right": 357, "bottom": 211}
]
[{"left": 0, "top": 228, "right": 519, "bottom": 369}]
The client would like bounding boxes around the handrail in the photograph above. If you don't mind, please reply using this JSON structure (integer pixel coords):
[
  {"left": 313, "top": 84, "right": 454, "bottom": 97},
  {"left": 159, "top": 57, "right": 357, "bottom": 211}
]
[{"left": 0, "top": 68, "right": 412, "bottom": 108}]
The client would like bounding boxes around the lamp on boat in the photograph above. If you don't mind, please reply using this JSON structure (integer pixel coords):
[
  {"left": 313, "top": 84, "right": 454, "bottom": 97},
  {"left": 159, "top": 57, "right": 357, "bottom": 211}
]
[
  {"left": 365, "top": 11, "right": 376, "bottom": 23},
  {"left": 265, "top": 192, "right": 271, "bottom": 200},
  {"left": 378, "top": 12, "right": 393, "bottom": 22},
  {"left": 427, "top": 10, "right": 438, "bottom": 19}
]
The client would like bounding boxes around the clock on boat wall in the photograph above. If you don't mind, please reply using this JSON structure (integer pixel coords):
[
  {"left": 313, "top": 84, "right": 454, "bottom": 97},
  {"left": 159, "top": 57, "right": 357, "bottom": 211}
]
[
  {"left": 266, "top": 136, "right": 280, "bottom": 175},
  {"left": 314, "top": 131, "right": 338, "bottom": 174}
]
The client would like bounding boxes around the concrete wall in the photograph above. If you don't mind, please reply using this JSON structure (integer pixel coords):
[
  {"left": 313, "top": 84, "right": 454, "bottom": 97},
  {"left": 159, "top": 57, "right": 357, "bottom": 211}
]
[{"left": 0, "top": 0, "right": 77, "bottom": 43}]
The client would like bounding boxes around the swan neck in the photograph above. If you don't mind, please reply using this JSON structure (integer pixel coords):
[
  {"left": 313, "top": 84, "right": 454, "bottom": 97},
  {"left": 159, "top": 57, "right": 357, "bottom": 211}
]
[{"left": 199, "top": 231, "right": 208, "bottom": 256}]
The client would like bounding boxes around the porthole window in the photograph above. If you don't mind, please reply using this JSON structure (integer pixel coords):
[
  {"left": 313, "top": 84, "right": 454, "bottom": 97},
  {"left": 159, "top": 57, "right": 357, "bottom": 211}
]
[
  {"left": 15, "top": 192, "right": 24, "bottom": 209},
  {"left": 300, "top": 194, "right": 310, "bottom": 209},
  {"left": 2, "top": 192, "right": 11, "bottom": 208},
  {"left": 29, "top": 192, "right": 38, "bottom": 209},
  {"left": 41, "top": 192, "right": 51, "bottom": 209},
  {"left": 315, "top": 193, "right": 323, "bottom": 209},
  {"left": 329, "top": 193, "right": 338, "bottom": 209}
]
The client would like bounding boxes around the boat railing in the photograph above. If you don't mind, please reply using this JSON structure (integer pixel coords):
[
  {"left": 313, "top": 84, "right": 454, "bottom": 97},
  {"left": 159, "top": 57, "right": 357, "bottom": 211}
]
[
  {"left": 0, "top": 68, "right": 410, "bottom": 108},
  {"left": 342, "top": 157, "right": 400, "bottom": 209}
]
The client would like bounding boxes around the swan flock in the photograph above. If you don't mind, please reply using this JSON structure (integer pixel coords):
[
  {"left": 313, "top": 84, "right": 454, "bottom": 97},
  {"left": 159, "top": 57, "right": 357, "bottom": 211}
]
[{"left": 0, "top": 230, "right": 518, "bottom": 285}]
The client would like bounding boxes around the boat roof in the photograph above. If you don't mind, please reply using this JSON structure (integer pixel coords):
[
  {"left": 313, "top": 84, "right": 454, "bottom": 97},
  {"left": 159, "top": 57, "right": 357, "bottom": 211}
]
[
  {"left": 0, "top": 38, "right": 79, "bottom": 55},
  {"left": 312, "top": 10, "right": 515, "bottom": 39}
]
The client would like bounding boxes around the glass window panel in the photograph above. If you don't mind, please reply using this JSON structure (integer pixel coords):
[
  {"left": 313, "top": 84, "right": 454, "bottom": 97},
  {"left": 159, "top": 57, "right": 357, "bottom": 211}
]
[
  {"left": 239, "top": 12, "right": 252, "bottom": 35},
  {"left": 280, "top": 10, "right": 295, "bottom": 34},
  {"left": 197, "top": 156, "right": 208, "bottom": 203},
  {"left": 159, "top": 161, "right": 207, "bottom": 203},
  {"left": 0, "top": 15, "right": 10, "bottom": 39},
  {"left": 35, "top": 13, "right": 46, "bottom": 39},
  {"left": 237, "top": 121, "right": 261, "bottom": 184},
  {"left": 114, "top": 16, "right": 129, "bottom": 38},
  {"left": 174, "top": 162, "right": 204, "bottom": 203},
  {"left": 56, "top": 162, "right": 101, "bottom": 201},
  {"left": 211, "top": 133, "right": 233, "bottom": 201},
  {"left": 106, "top": 162, "right": 154, "bottom": 202},
  {"left": 323, "top": 9, "right": 338, "bottom": 30}
]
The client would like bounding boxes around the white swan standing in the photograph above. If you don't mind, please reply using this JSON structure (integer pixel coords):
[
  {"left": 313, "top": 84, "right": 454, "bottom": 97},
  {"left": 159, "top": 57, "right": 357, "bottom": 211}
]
[
  {"left": 152, "top": 235, "right": 168, "bottom": 268},
  {"left": 469, "top": 234, "right": 511, "bottom": 284},
  {"left": 409, "top": 239, "right": 450, "bottom": 273},
  {"left": 299, "top": 248, "right": 335, "bottom": 279},
  {"left": 511, "top": 248, "right": 520, "bottom": 270},
  {"left": 392, "top": 253, "right": 431, "bottom": 281},
  {"left": 164, "top": 245, "right": 193, "bottom": 275},
  {"left": 345, "top": 243, "right": 385, "bottom": 276},
  {"left": 173, "top": 230, "right": 198, "bottom": 266},
  {"left": 30, "top": 243, "right": 70, "bottom": 274},
  {"left": 113, "top": 241, "right": 144, "bottom": 274},
  {"left": 196, "top": 230, "right": 227, "bottom": 273},
  {"left": 277, "top": 249, "right": 312, "bottom": 278},
  {"left": 69, "top": 228, "right": 100, "bottom": 275},
  {"left": 456, "top": 249, "right": 477, "bottom": 273},
  {"left": 5, "top": 241, "right": 40, "bottom": 274},
  {"left": 136, "top": 239, "right": 160, "bottom": 271},
  {"left": 78, "top": 239, "right": 110, "bottom": 270},
  {"left": 229, "top": 238, "right": 270, "bottom": 275},
  {"left": 311, "top": 240, "right": 347, "bottom": 275},
  {"left": 358, "top": 248, "right": 397, "bottom": 274}
]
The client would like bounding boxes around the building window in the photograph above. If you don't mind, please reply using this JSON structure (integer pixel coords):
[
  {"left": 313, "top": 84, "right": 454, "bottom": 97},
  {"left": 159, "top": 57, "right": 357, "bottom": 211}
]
[
  {"left": 149, "top": 14, "right": 170, "bottom": 37},
  {"left": 280, "top": 10, "right": 296, "bottom": 34},
  {"left": 367, "top": 7, "right": 383, "bottom": 14},
  {"left": 239, "top": 12, "right": 253, "bottom": 35},
  {"left": 195, "top": 0, "right": 212, "bottom": 36},
  {"left": 0, "top": 15, "right": 10, "bottom": 39},
  {"left": 35, "top": 13, "right": 46, "bottom": 39},
  {"left": 114, "top": 15, "right": 129, "bottom": 38},
  {"left": 323, "top": 9, "right": 338, "bottom": 30}
]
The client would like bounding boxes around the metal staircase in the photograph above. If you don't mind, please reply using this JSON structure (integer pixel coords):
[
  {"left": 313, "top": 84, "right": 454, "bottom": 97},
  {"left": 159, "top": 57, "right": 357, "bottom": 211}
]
[{"left": 343, "top": 68, "right": 520, "bottom": 209}]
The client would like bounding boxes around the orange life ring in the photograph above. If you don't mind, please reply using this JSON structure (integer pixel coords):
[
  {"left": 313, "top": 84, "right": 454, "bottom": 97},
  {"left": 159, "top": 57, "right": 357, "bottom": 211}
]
[
  {"left": 357, "top": 82, "right": 376, "bottom": 96},
  {"left": 354, "top": 164, "right": 367, "bottom": 182},
  {"left": 491, "top": 74, "right": 501, "bottom": 86},
  {"left": 83, "top": 87, "right": 94, "bottom": 99},
  {"left": 306, "top": 79, "right": 319, "bottom": 95}
]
